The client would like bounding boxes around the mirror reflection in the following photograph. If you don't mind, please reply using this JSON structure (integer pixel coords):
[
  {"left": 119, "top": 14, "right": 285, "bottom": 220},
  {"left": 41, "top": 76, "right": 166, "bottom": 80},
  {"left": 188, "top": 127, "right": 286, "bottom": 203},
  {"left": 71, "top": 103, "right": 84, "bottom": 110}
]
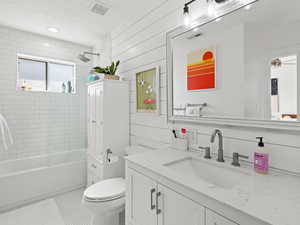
[{"left": 171, "top": 0, "right": 299, "bottom": 122}]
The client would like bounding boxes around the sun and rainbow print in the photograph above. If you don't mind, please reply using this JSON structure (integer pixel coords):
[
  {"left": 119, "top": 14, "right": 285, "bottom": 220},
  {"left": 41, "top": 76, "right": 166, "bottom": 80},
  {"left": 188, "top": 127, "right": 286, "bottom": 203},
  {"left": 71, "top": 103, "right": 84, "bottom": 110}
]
[{"left": 187, "top": 48, "right": 216, "bottom": 90}]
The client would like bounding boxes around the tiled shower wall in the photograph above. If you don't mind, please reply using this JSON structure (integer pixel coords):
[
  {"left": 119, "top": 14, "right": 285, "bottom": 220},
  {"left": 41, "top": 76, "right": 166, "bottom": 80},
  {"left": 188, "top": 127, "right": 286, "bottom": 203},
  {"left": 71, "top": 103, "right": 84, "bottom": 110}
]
[
  {"left": 0, "top": 25, "right": 91, "bottom": 161},
  {"left": 111, "top": 0, "right": 300, "bottom": 174}
]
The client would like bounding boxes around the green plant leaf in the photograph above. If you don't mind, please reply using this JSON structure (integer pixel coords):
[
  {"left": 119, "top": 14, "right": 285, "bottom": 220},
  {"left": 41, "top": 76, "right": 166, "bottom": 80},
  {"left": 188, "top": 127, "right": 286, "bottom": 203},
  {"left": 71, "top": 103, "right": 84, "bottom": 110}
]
[
  {"left": 113, "top": 60, "right": 120, "bottom": 75},
  {"left": 93, "top": 60, "right": 120, "bottom": 75},
  {"left": 110, "top": 62, "right": 115, "bottom": 75}
]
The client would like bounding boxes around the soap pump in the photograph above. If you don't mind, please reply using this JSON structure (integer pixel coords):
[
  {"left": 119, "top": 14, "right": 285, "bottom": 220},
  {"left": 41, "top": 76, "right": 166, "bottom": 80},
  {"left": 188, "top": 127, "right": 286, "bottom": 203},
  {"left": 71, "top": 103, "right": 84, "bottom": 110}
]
[{"left": 254, "top": 137, "right": 269, "bottom": 174}]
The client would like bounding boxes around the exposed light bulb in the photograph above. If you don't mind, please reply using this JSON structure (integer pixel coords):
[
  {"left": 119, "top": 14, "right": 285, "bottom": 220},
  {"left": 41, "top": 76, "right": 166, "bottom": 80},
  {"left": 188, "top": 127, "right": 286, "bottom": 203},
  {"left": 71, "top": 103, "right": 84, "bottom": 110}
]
[
  {"left": 207, "top": 1, "right": 216, "bottom": 17},
  {"left": 183, "top": 5, "right": 191, "bottom": 27},
  {"left": 48, "top": 27, "right": 59, "bottom": 33},
  {"left": 244, "top": 4, "right": 252, "bottom": 10},
  {"left": 215, "top": 17, "right": 222, "bottom": 22},
  {"left": 184, "top": 13, "right": 190, "bottom": 27}
]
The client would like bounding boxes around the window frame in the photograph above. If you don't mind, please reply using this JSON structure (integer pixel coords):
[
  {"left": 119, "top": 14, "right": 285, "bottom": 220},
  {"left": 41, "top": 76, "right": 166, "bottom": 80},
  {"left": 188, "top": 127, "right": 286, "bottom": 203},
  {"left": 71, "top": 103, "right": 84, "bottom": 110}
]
[{"left": 17, "top": 54, "right": 76, "bottom": 93}]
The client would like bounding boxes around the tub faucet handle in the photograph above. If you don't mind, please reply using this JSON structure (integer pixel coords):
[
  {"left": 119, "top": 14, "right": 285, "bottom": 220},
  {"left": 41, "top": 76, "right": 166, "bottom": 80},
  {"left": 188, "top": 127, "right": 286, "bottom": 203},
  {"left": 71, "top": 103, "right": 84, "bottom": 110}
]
[{"left": 106, "top": 148, "right": 113, "bottom": 162}]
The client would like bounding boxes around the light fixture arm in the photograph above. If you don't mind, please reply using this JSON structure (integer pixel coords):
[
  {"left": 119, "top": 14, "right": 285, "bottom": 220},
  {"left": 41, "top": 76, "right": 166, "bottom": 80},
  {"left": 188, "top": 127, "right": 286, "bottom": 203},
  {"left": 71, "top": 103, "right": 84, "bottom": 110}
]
[
  {"left": 83, "top": 52, "right": 100, "bottom": 57},
  {"left": 184, "top": 0, "right": 197, "bottom": 7},
  {"left": 184, "top": 0, "right": 213, "bottom": 27}
]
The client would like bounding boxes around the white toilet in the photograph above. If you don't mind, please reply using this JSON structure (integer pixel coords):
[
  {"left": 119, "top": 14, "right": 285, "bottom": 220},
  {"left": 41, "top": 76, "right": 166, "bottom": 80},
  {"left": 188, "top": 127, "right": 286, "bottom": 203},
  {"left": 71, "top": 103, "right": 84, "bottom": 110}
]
[
  {"left": 82, "top": 177, "right": 125, "bottom": 225},
  {"left": 82, "top": 145, "right": 156, "bottom": 225}
]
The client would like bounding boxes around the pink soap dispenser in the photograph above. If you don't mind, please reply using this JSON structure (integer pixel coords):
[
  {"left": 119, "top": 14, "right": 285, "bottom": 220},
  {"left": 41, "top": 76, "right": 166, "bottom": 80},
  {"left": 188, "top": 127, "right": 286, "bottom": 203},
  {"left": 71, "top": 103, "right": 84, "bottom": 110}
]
[{"left": 254, "top": 137, "right": 269, "bottom": 174}]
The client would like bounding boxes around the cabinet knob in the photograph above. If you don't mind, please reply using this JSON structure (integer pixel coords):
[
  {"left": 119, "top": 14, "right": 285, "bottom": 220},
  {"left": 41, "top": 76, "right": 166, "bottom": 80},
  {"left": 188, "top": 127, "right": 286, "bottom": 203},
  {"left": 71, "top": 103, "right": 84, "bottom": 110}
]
[
  {"left": 91, "top": 164, "right": 97, "bottom": 169},
  {"left": 91, "top": 120, "right": 96, "bottom": 123}
]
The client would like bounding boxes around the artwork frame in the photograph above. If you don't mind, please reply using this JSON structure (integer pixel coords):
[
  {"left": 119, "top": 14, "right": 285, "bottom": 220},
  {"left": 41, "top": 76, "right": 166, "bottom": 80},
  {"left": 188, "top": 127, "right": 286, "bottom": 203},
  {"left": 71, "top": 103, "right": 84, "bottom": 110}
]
[
  {"left": 187, "top": 46, "right": 217, "bottom": 92},
  {"left": 135, "top": 65, "right": 160, "bottom": 115}
]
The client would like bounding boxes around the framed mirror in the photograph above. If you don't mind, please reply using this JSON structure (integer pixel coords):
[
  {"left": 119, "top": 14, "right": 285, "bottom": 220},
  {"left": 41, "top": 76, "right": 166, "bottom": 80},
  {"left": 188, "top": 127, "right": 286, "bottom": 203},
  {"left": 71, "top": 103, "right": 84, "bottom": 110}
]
[{"left": 167, "top": 0, "right": 300, "bottom": 131}]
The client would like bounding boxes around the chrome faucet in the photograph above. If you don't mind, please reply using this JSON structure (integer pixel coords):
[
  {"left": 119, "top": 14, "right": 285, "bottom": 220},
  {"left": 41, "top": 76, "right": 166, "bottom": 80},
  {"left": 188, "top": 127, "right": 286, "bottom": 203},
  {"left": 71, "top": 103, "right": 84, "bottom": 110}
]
[{"left": 210, "top": 129, "right": 225, "bottom": 162}]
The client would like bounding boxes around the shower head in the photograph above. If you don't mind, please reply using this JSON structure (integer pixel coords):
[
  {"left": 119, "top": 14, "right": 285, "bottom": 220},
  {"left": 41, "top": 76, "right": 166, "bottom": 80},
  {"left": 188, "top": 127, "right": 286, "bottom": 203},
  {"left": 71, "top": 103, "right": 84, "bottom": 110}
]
[
  {"left": 78, "top": 52, "right": 100, "bottom": 63},
  {"left": 78, "top": 54, "right": 90, "bottom": 62}
]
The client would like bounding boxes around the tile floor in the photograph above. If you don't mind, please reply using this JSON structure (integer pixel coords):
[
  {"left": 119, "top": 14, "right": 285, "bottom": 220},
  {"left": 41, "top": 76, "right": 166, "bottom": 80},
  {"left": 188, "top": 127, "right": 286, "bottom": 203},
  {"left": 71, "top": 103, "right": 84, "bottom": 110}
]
[
  {"left": 55, "top": 189, "right": 92, "bottom": 225},
  {"left": 0, "top": 189, "right": 92, "bottom": 225}
]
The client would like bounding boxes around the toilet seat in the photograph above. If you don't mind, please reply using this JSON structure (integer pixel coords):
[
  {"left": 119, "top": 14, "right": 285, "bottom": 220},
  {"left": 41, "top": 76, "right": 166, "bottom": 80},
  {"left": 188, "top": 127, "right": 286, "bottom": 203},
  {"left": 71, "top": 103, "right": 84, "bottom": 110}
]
[{"left": 84, "top": 178, "right": 125, "bottom": 202}]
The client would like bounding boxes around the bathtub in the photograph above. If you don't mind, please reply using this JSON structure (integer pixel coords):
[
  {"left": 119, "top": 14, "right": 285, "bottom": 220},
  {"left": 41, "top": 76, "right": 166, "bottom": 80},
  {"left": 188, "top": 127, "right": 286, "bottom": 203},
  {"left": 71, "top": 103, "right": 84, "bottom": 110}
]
[{"left": 0, "top": 150, "right": 86, "bottom": 212}]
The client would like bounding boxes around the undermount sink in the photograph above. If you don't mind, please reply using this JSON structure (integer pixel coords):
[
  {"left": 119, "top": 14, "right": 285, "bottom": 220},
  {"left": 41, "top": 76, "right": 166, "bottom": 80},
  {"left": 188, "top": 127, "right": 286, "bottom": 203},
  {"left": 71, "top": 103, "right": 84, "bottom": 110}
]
[{"left": 164, "top": 157, "right": 250, "bottom": 189}]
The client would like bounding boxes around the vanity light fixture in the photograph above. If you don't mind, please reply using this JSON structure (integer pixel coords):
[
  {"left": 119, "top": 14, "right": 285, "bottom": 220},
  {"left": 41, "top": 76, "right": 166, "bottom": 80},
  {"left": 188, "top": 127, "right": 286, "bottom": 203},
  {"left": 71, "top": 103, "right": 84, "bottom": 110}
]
[
  {"left": 193, "top": 27, "right": 200, "bottom": 31},
  {"left": 183, "top": 3, "right": 192, "bottom": 27},
  {"left": 48, "top": 27, "right": 59, "bottom": 33},
  {"left": 215, "top": 17, "right": 222, "bottom": 22},
  {"left": 183, "top": 0, "right": 228, "bottom": 27},
  {"left": 244, "top": 4, "right": 252, "bottom": 10},
  {"left": 207, "top": 0, "right": 217, "bottom": 17}
]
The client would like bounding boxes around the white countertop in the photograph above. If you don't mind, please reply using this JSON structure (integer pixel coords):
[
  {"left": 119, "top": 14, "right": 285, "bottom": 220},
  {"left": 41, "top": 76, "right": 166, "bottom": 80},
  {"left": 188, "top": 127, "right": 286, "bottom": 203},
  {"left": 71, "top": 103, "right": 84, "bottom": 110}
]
[{"left": 126, "top": 148, "right": 300, "bottom": 225}]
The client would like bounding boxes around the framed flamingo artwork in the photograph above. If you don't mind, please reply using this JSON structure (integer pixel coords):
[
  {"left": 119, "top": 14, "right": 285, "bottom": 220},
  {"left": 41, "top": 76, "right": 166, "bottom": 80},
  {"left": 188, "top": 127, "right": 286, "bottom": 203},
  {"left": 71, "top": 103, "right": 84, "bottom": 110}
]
[
  {"left": 135, "top": 65, "right": 160, "bottom": 114},
  {"left": 187, "top": 47, "right": 216, "bottom": 91}
]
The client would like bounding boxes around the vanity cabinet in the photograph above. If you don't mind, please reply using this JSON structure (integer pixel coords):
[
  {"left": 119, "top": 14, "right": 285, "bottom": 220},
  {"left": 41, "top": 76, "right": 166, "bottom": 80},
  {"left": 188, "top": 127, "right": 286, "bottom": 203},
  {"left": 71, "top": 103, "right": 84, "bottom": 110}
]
[
  {"left": 126, "top": 167, "right": 242, "bottom": 225},
  {"left": 126, "top": 168, "right": 157, "bottom": 225},
  {"left": 206, "top": 209, "right": 238, "bottom": 225},
  {"left": 126, "top": 168, "right": 205, "bottom": 225},
  {"left": 157, "top": 184, "right": 205, "bottom": 225}
]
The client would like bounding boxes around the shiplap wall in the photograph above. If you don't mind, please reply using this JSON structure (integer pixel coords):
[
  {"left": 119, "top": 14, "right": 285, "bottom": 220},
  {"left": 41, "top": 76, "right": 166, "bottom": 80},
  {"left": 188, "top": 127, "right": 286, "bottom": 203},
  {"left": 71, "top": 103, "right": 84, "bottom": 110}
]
[
  {"left": 111, "top": 0, "right": 300, "bottom": 174},
  {"left": 0, "top": 25, "right": 91, "bottom": 161}
]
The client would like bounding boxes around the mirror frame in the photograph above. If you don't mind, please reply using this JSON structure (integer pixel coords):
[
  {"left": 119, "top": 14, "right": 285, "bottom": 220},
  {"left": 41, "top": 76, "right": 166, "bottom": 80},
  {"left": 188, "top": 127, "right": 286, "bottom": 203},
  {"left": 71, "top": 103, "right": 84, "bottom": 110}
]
[{"left": 166, "top": 0, "right": 300, "bottom": 131}]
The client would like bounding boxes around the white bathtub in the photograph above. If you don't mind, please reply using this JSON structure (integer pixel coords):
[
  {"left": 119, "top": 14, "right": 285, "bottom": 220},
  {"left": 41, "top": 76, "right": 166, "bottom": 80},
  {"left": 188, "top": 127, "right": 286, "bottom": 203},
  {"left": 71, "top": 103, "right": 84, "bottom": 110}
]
[{"left": 0, "top": 150, "right": 86, "bottom": 212}]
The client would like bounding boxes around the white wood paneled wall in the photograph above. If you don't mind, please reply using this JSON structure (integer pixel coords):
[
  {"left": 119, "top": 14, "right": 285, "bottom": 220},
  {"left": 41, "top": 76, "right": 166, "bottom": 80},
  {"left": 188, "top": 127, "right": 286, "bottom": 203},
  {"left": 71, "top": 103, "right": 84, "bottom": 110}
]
[{"left": 111, "top": 0, "right": 300, "bottom": 174}]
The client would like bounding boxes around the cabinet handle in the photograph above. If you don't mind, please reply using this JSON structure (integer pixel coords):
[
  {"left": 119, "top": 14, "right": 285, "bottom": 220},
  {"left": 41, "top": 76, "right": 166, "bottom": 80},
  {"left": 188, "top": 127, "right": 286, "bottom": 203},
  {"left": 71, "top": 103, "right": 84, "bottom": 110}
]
[
  {"left": 150, "top": 188, "right": 156, "bottom": 210},
  {"left": 91, "top": 164, "right": 97, "bottom": 169},
  {"left": 156, "top": 192, "right": 162, "bottom": 215}
]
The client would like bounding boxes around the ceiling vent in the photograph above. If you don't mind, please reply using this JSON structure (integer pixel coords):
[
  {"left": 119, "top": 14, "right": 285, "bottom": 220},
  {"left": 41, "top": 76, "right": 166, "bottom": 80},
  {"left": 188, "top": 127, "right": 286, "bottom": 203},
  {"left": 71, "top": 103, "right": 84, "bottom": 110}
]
[{"left": 90, "top": 1, "right": 109, "bottom": 16}]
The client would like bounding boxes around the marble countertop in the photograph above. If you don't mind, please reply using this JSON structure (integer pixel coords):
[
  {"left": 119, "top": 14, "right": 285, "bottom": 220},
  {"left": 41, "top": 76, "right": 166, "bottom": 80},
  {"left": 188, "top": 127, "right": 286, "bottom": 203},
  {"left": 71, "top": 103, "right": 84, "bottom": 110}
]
[{"left": 125, "top": 148, "right": 300, "bottom": 225}]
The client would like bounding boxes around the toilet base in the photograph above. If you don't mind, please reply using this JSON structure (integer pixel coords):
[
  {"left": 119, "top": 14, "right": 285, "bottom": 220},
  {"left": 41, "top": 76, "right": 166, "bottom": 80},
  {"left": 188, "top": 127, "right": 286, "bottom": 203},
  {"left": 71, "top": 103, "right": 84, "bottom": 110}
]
[
  {"left": 91, "top": 213, "right": 120, "bottom": 225},
  {"left": 90, "top": 209, "right": 125, "bottom": 225}
]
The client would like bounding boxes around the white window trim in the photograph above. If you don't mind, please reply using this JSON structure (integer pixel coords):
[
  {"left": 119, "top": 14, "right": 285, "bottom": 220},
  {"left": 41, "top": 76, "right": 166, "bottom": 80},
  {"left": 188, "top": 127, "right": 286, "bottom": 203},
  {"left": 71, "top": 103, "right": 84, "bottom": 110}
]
[{"left": 17, "top": 53, "right": 76, "bottom": 93}]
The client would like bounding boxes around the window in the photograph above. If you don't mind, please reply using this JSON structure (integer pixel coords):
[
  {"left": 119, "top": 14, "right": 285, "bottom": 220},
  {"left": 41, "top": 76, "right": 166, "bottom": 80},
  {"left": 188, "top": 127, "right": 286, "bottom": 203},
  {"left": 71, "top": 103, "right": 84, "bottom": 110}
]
[{"left": 17, "top": 54, "right": 76, "bottom": 93}]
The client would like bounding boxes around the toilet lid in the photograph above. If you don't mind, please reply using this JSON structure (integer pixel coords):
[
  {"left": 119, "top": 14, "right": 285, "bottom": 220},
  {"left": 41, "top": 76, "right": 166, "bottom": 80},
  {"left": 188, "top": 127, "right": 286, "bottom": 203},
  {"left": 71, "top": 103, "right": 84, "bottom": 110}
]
[{"left": 84, "top": 178, "right": 125, "bottom": 202}]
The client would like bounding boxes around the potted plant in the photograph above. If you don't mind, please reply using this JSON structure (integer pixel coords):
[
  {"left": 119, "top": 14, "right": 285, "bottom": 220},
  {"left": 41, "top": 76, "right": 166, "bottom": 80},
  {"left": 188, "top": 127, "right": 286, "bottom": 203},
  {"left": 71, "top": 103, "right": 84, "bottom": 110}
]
[{"left": 92, "top": 60, "right": 120, "bottom": 80}]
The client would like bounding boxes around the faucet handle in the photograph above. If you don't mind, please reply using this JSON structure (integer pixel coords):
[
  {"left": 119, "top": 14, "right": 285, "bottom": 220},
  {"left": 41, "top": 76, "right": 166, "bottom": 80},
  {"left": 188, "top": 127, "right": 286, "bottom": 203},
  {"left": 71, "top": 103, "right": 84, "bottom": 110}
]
[
  {"left": 198, "top": 146, "right": 211, "bottom": 159},
  {"left": 106, "top": 148, "right": 113, "bottom": 162},
  {"left": 231, "top": 152, "right": 249, "bottom": 167}
]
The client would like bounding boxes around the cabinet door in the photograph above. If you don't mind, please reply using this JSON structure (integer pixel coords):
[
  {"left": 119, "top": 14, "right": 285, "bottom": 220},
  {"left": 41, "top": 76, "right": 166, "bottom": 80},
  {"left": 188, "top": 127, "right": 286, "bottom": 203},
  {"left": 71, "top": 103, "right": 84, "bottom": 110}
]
[
  {"left": 206, "top": 209, "right": 238, "bottom": 225},
  {"left": 157, "top": 184, "right": 205, "bottom": 225},
  {"left": 87, "top": 86, "right": 96, "bottom": 157},
  {"left": 94, "top": 85, "right": 104, "bottom": 157},
  {"left": 126, "top": 168, "right": 157, "bottom": 225}
]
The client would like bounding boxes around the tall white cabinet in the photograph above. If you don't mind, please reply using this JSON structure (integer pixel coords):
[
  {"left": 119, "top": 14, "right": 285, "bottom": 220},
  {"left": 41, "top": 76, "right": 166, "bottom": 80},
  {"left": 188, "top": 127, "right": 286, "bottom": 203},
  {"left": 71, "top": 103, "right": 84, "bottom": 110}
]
[{"left": 87, "top": 80, "right": 129, "bottom": 186}]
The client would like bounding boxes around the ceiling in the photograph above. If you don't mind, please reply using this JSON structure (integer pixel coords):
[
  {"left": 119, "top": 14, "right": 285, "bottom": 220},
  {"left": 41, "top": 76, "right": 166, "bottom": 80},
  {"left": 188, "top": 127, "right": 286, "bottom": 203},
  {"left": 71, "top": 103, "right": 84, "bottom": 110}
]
[{"left": 0, "top": 0, "right": 166, "bottom": 47}]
